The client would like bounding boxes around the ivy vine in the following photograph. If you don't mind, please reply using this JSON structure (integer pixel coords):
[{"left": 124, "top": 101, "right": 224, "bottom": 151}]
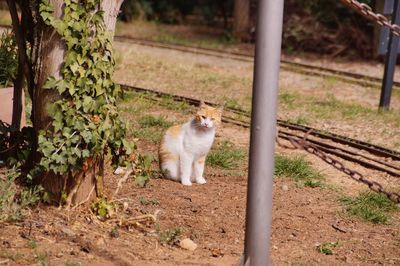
[{"left": 38, "top": 0, "right": 133, "bottom": 175}]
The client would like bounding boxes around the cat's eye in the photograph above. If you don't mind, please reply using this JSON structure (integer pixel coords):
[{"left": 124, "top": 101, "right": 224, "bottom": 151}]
[{"left": 201, "top": 115, "right": 207, "bottom": 119}]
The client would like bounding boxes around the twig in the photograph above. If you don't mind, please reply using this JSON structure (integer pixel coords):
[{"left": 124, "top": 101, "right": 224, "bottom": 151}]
[
  {"left": 112, "top": 169, "right": 133, "bottom": 198},
  {"left": 71, "top": 185, "right": 95, "bottom": 210}
]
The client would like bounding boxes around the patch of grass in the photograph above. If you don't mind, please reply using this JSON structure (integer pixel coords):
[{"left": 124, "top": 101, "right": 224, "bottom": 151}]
[
  {"left": 138, "top": 115, "right": 172, "bottom": 129},
  {"left": 206, "top": 141, "right": 246, "bottom": 169},
  {"left": 279, "top": 91, "right": 298, "bottom": 107},
  {"left": 274, "top": 155, "right": 324, "bottom": 188},
  {"left": 131, "top": 127, "right": 162, "bottom": 143},
  {"left": 310, "top": 95, "right": 372, "bottom": 120},
  {"left": 158, "top": 95, "right": 192, "bottom": 111},
  {"left": 316, "top": 241, "right": 340, "bottom": 255},
  {"left": 286, "top": 115, "right": 309, "bottom": 126},
  {"left": 28, "top": 239, "right": 38, "bottom": 249},
  {"left": 340, "top": 191, "right": 399, "bottom": 224}
]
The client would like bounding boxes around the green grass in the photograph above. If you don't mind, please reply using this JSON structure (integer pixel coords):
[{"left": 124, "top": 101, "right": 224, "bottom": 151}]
[
  {"left": 131, "top": 114, "right": 173, "bottom": 143},
  {"left": 157, "top": 226, "right": 182, "bottom": 245},
  {"left": 311, "top": 95, "right": 373, "bottom": 120},
  {"left": 286, "top": 115, "right": 309, "bottom": 126},
  {"left": 206, "top": 141, "right": 246, "bottom": 169},
  {"left": 316, "top": 241, "right": 340, "bottom": 255},
  {"left": 138, "top": 115, "right": 173, "bottom": 129},
  {"left": 274, "top": 155, "right": 324, "bottom": 188},
  {"left": 340, "top": 191, "right": 399, "bottom": 224},
  {"left": 279, "top": 91, "right": 298, "bottom": 107}
]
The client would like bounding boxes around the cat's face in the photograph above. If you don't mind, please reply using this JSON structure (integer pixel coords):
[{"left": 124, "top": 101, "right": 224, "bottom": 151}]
[{"left": 194, "top": 102, "right": 223, "bottom": 129}]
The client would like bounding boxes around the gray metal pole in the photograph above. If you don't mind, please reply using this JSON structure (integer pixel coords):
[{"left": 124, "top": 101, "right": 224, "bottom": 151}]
[
  {"left": 243, "top": 0, "right": 284, "bottom": 265},
  {"left": 379, "top": 0, "right": 400, "bottom": 109}
]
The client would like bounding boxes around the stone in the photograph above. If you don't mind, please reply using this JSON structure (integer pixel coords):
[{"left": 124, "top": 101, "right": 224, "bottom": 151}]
[{"left": 179, "top": 238, "right": 197, "bottom": 251}]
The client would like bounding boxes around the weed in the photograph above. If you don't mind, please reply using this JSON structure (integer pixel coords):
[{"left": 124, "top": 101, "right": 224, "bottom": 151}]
[
  {"left": 110, "top": 227, "right": 119, "bottom": 238},
  {"left": 157, "top": 226, "right": 182, "bottom": 245},
  {"left": 0, "top": 168, "right": 42, "bottom": 222},
  {"left": 91, "top": 198, "right": 115, "bottom": 220},
  {"left": 340, "top": 191, "right": 398, "bottom": 224},
  {"left": 206, "top": 141, "right": 246, "bottom": 169},
  {"left": 317, "top": 241, "right": 339, "bottom": 255},
  {"left": 274, "top": 155, "right": 324, "bottom": 187},
  {"left": 140, "top": 197, "right": 160, "bottom": 205},
  {"left": 135, "top": 154, "right": 162, "bottom": 187}
]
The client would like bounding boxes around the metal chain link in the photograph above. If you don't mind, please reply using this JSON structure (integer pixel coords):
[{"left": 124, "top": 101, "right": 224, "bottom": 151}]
[
  {"left": 340, "top": 0, "right": 400, "bottom": 37},
  {"left": 278, "top": 134, "right": 400, "bottom": 204}
]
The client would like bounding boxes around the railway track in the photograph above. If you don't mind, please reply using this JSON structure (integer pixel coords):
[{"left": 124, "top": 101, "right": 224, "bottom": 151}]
[
  {"left": 1, "top": 23, "right": 398, "bottom": 88},
  {"left": 114, "top": 35, "right": 400, "bottom": 89},
  {"left": 120, "top": 83, "right": 400, "bottom": 180}
]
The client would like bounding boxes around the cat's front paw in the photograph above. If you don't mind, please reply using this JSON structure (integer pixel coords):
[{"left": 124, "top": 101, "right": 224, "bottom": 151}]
[
  {"left": 196, "top": 177, "right": 207, "bottom": 184},
  {"left": 181, "top": 180, "right": 193, "bottom": 186}
]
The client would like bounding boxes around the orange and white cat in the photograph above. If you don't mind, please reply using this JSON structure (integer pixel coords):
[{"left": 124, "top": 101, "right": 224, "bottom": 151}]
[{"left": 159, "top": 102, "right": 222, "bottom": 186}]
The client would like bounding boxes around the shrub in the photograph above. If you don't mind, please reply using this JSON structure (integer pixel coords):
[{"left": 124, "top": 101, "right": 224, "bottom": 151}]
[{"left": 0, "top": 31, "right": 18, "bottom": 87}]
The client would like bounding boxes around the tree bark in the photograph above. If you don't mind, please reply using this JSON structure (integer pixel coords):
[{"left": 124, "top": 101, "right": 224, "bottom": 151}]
[
  {"left": 32, "top": 0, "right": 124, "bottom": 206},
  {"left": 233, "top": 0, "right": 250, "bottom": 41}
]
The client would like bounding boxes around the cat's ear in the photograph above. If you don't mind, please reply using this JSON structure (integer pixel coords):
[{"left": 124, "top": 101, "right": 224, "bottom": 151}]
[{"left": 199, "top": 100, "right": 206, "bottom": 108}]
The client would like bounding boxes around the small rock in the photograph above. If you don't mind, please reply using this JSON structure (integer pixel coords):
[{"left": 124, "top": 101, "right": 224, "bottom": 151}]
[
  {"left": 179, "top": 238, "right": 197, "bottom": 251},
  {"left": 282, "top": 184, "right": 289, "bottom": 191}
]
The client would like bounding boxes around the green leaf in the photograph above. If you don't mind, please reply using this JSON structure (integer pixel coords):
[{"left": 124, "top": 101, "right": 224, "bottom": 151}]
[{"left": 42, "top": 77, "right": 58, "bottom": 89}]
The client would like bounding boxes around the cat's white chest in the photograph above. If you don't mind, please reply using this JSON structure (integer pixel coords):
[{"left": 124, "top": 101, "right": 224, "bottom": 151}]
[{"left": 183, "top": 127, "right": 215, "bottom": 156}]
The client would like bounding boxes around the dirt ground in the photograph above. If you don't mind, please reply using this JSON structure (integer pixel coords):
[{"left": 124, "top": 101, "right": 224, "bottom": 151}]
[{"left": 2, "top": 26, "right": 400, "bottom": 265}]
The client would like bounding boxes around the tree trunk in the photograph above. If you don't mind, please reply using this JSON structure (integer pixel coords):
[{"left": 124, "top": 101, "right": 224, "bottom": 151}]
[
  {"left": 32, "top": 0, "right": 123, "bottom": 206},
  {"left": 233, "top": 0, "right": 250, "bottom": 41}
]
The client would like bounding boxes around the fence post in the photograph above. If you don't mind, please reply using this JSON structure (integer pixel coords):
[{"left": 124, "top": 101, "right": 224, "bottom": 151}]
[
  {"left": 242, "top": 0, "right": 284, "bottom": 265},
  {"left": 379, "top": 0, "right": 400, "bottom": 109}
]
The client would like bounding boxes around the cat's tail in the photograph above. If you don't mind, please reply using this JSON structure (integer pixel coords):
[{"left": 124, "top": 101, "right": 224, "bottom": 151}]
[
  {"left": 159, "top": 140, "right": 180, "bottom": 181},
  {"left": 160, "top": 160, "right": 179, "bottom": 181}
]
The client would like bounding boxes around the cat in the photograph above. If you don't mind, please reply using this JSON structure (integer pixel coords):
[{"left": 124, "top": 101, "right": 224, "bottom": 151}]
[{"left": 158, "top": 101, "right": 222, "bottom": 186}]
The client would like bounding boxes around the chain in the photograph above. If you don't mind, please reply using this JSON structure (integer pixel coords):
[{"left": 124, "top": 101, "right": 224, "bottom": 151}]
[
  {"left": 340, "top": 0, "right": 400, "bottom": 37},
  {"left": 278, "top": 133, "right": 400, "bottom": 204}
]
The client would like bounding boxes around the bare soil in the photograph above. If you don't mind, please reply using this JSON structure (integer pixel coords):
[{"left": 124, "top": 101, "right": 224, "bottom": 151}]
[{"left": 2, "top": 25, "right": 400, "bottom": 265}]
